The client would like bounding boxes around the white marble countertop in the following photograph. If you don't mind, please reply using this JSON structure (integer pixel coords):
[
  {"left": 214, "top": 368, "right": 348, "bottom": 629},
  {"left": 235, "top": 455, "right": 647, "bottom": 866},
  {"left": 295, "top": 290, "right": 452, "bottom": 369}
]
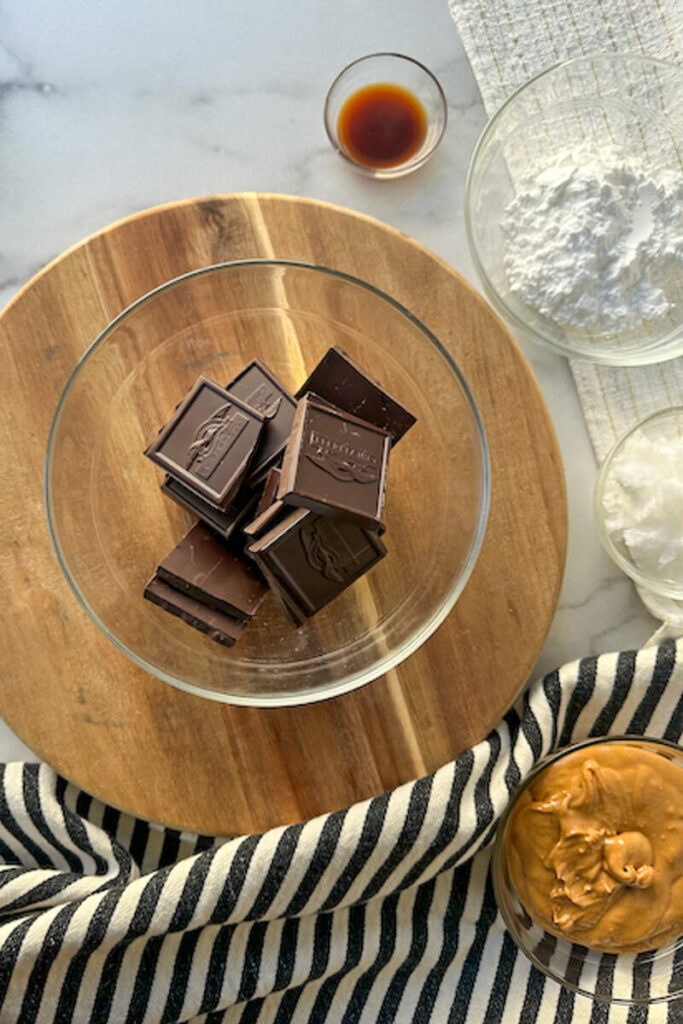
[{"left": 0, "top": 0, "right": 657, "bottom": 763}]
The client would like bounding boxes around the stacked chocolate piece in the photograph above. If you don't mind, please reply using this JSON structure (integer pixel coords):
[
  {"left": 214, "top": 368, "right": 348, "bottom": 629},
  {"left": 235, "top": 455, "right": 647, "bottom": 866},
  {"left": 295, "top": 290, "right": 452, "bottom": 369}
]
[{"left": 143, "top": 347, "right": 416, "bottom": 645}]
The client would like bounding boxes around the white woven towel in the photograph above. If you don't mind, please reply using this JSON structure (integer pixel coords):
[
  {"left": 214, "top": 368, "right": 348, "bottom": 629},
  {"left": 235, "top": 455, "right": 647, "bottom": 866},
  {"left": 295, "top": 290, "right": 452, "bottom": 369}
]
[{"left": 448, "top": 0, "right": 683, "bottom": 462}]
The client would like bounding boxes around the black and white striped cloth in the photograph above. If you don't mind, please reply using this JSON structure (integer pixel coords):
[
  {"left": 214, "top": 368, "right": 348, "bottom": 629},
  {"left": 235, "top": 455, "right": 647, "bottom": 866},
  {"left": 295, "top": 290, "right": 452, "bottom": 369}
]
[{"left": 0, "top": 640, "right": 680, "bottom": 1023}]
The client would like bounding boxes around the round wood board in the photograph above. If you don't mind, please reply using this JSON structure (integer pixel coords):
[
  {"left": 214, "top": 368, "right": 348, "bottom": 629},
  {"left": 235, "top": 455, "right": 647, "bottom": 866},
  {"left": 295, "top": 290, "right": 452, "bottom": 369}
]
[{"left": 0, "top": 194, "right": 566, "bottom": 835}]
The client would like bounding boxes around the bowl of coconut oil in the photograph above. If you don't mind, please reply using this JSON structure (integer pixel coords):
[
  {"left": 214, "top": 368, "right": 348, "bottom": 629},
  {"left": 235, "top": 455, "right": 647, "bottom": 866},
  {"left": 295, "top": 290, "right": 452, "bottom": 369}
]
[{"left": 595, "top": 407, "right": 683, "bottom": 600}]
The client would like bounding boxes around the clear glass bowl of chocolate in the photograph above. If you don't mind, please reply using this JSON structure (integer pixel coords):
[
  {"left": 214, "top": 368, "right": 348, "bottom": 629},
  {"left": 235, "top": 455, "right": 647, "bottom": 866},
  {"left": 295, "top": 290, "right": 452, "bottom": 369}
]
[
  {"left": 491, "top": 736, "right": 683, "bottom": 1006},
  {"left": 45, "top": 260, "right": 489, "bottom": 706},
  {"left": 324, "top": 53, "right": 447, "bottom": 178}
]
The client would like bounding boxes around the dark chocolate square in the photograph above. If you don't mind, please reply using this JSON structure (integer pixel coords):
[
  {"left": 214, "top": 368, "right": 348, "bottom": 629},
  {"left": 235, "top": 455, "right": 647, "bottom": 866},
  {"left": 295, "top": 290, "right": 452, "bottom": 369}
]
[
  {"left": 278, "top": 394, "right": 389, "bottom": 528},
  {"left": 144, "top": 575, "right": 246, "bottom": 647},
  {"left": 226, "top": 360, "right": 296, "bottom": 486},
  {"left": 156, "top": 522, "right": 268, "bottom": 622},
  {"left": 295, "top": 347, "right": 416, "bottom": 445},
  {"left": 247, "top": 508, "right": 386, "bottom": 618},
  {"left": 161, "top": 477, "right": 257, "bottom": 540},
  {"left": 250, "top": 556, "right": 307, "bottom": 628},
  {"left": 144, "top": 377, "right": 264, "bottom": 509}
]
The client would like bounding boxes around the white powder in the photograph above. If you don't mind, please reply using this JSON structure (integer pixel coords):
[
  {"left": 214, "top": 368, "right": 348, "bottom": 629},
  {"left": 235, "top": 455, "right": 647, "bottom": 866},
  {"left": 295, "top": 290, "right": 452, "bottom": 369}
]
[
  {"left": 501, "top": 148, "right": 683, "bottom": 333},
  {"left": 600, "top": 419, "right": 683, "bottom": 587}
]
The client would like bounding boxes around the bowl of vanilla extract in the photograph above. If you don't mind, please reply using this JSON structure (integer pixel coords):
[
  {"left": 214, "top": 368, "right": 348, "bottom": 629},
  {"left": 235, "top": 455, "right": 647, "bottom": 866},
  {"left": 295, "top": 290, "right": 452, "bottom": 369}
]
[{"left": 324, "top": 52, "right": 447, "bottom": 178}]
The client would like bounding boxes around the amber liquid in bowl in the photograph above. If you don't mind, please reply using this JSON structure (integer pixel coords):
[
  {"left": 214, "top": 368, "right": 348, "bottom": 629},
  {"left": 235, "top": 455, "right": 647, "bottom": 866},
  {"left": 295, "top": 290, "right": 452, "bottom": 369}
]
[{"left": 337, "top": 83, "right": 427, "bottom": 168}]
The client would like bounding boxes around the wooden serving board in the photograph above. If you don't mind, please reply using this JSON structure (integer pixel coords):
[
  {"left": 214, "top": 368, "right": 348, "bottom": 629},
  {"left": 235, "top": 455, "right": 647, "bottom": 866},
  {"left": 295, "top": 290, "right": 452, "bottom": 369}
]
[{"left": 0, "top": 195, "right": 566, "bottom": 835}]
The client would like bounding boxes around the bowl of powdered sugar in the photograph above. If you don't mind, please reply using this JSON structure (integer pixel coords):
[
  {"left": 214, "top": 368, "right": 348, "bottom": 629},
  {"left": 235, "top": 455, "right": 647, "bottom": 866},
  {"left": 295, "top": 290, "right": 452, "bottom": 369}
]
[
  {"left": 595, "top": 407, "right": 683, "bottom": 599},
  {"left": 466, "top": 55, "right": 683, "bottom": 365}
]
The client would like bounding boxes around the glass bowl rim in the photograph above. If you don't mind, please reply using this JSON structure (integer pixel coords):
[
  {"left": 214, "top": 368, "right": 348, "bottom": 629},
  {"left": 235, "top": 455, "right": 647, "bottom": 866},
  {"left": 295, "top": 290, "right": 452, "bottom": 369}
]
[
  {"left": 491, "top": 733, "right": 683, "bottom": 1005},
  {"left": 323, "top": 52, "right": 448, "bottom": 177},
  {"left": 594, "top": 405, "right": 683, "bottom": 600},
  {"left": 464, "top": 52, "right": 683, "bottom": 365},
  {"left": 44, "top": 257, "right": 491, "bottom": 707}
]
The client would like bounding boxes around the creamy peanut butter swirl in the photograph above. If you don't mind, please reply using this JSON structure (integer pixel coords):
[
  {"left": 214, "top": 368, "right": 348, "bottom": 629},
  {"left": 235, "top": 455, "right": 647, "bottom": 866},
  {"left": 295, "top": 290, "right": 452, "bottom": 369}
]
[{"left": 505, "top": 743, "right": 683, "bottom": 952}]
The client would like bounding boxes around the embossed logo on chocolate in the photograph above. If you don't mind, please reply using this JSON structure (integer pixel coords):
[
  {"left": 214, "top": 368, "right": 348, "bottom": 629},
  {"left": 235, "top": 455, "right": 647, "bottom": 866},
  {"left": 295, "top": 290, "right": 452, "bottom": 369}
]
[
  {"left": 186, "top": 403, "right": 249, "bottom": 479},
  {"left": 244, "top": 383, "right": 282, "bottom": 419},
  {"left": 304, "top": 429, "right": 378, "bottom": 484},
  {"left": 300, "top": 519, "right": 361, "bottom": 583}
]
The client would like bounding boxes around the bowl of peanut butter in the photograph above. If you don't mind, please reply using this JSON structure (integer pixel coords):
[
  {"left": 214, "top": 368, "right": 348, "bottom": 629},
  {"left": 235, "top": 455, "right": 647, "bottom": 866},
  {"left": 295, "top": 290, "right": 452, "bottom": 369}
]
[{"left": 492, "top": 736, "right": 683, "bottom": 1005}]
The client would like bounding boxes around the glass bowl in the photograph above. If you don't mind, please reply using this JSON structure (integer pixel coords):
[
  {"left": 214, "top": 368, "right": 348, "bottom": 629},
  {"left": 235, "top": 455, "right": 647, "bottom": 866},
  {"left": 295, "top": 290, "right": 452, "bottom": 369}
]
[
  {"left": 492, "top": 736, "right": 683, "bottom": 1006},
  {"left": 595, "top": 406, "right": 683, "bottom": 600},
  {"left": 324, "top": 53, "right": 447, "bottom": 178},
  {"left": 45, "top": 260, "right": 489, "bottom": 706},
  {"left": 466, "top": 55, "right": 683, "bottom": 365}
]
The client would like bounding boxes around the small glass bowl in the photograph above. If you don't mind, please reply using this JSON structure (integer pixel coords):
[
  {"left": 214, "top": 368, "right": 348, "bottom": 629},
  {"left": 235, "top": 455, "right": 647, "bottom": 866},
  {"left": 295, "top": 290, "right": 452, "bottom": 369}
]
[
  {"left": 324, "top": 53, "right": 447, "bottom": 178},
  {"left": 595, "top": 406, "right": 683, "bottom": 600},
  {"left": 466, "top": 55, "right": 683, "bottom": 365},
  {"left": 492, "top": 736, "right": 683, "bottom": 1006}
]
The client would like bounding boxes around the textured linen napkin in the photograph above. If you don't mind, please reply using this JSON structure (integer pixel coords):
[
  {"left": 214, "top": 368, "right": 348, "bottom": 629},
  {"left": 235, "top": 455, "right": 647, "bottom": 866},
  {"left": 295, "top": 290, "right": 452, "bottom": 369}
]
[
  {"left": 0, "top": 640, "right": 679, "bottom": 1023},
  {"left": 448, "top": 0, "right": 683, "bottom": 461}
]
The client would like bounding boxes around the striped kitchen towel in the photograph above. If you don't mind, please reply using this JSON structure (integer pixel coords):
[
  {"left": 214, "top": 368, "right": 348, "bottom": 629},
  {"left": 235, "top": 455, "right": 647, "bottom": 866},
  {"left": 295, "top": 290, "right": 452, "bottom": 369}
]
[{"left": 0, "top": 639, "right": 680, "bottom": 1023}]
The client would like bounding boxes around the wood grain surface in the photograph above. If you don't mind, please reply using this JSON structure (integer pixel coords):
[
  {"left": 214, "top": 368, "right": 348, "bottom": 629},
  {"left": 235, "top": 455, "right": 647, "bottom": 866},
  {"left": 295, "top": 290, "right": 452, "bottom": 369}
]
[{"left": 0, "top": 194, "right": 566, "bottom": 835}]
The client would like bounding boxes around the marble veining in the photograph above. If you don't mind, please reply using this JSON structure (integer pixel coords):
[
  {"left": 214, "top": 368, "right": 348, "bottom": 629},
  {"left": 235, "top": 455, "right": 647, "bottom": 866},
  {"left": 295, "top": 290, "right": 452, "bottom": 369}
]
[{"left": 0, "top": 0, "right": 657, "bottom": 760}]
